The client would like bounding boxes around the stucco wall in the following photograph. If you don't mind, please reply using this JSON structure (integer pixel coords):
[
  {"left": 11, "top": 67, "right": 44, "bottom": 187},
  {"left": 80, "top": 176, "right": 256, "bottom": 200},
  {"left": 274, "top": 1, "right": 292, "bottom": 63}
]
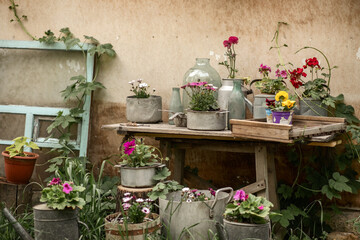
[{"left": 0, "top": 0, "right": 359, "bottom": 205}]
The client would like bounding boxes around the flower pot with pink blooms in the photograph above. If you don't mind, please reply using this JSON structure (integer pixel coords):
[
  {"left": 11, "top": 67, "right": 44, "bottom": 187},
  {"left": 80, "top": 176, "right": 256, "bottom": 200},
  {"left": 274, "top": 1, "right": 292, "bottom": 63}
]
[
  {"left": 248, "top": 64, "right": 288, "bottom": 119},
  {"left": 33, "top": 178, "right": 86, "bottom": 240},
  {"left": 115, "top": 138, "right": 168, "bottom": 188},
  {"left": 221, "top": 189, "right": 276, "bottom": 240},
  {"left": 105, "top": 193, "right": 160, "bottom": 240},
  {"left": 267, "top": 91, "right": 296, "bottom": 125}
]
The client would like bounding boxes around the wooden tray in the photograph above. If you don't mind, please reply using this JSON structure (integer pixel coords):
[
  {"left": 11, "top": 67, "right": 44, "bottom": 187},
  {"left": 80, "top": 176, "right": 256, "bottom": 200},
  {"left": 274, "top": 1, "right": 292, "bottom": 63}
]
[{"left": 230, "top": 115, "right": 346, "bottom": 143}]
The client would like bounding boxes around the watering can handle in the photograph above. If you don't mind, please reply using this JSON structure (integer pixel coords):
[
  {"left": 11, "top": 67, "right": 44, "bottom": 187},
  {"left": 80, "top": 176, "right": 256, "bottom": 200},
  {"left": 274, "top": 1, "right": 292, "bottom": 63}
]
[{"left": 210, "top": 187, "right": 234, "bottom": 210}]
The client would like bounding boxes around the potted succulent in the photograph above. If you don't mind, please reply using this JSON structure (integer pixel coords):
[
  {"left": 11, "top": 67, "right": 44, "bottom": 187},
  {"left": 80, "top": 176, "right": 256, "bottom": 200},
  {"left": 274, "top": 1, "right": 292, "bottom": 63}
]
[
  {"left": 126, "top": 78, "right": 162, "bottom": 123},
  {"left": 181, "top": 81, "right": 226, "bottom": 130},
  {"left": 289, "top": 55, "right": 332, "bottom": 116},
  {"left": 33, "top": 177, "right": 86, "bottom": 240},
  {"left": 159, "top": 187, "right": 233, "bottom": 239},
  {"left": 105, "top": 193, "right": 160, "bottom": 240},
  {"left": 1, "top": 136, "right": 39, "bottom": 184},
  {"left": 116, "top": 138, "right": 168, "bottom": 188},
  {"left": 249, "top": 64, "right": 288, "bottom": 119},
  {"left": 267, "top": 91, "right": 296, "bottom": 125},
  {"left": 223, "top": 189, "right": 274, "bottom": 240}
]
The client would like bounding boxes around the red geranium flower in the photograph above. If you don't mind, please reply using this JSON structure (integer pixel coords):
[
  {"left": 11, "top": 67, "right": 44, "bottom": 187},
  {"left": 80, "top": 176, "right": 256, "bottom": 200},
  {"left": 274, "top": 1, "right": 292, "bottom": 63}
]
[
  {"left": 228, "top": 36, "right": 239, "bottom": 44},
  {"left": 223, "top": 40, "right": 231, "bottom": 48},
  {"left": 305, "top": 57, "right": 320, "bottom": 68}
]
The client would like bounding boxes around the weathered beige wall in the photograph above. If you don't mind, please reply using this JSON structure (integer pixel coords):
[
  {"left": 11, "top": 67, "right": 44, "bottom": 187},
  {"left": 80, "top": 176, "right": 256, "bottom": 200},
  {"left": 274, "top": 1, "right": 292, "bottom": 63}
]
[{"left": 0, "top": 0, "right": 360, "bottom": 204}]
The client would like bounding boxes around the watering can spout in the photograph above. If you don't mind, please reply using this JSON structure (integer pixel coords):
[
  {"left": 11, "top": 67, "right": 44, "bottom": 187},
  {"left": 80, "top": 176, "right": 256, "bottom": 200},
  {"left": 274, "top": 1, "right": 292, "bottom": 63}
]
[
  {"left": 2, "top": 207, "right": 34, "bottom": 240},
  {"left": 244, "top": 97, "right": 253, "bottom": 114}
]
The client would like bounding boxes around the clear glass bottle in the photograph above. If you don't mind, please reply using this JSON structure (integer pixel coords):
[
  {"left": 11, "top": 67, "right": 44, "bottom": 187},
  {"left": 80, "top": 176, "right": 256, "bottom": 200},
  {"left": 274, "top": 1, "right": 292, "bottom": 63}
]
[
  {"left": 168, "top": 87, "right": 183, "bottom": 125},
  {"left": 182, "top": 58, "right": 221, "bottom": 111},
  {"left": 228, "top": 79, "right": 245, "bottom": 128}
]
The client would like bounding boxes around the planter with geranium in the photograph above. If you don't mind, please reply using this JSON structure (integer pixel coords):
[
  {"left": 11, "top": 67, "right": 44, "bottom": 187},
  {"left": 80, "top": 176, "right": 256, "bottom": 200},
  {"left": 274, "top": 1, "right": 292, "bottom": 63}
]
[
  {"left": 116, "top": 138, "right": 168, "bottom": 188},
  {"left": 33, "top": 177, "right": 86, "bottom": 240},
  {"left": 289, "top": 55, "right": 332, "bottom": 116},
  {"left": 181, "top": 81, "right": 226, "bottom": 131},
  {"left": 126, "top": 79, "right": 162, "bottom": 123},
  {"left": 267, "top": 91, "right": 296, "bottom": 125},
  {"left": 1, "top": 136, "right": 40, "bottom": 184},
  {"left": 223, "top": 189, "right": 274, "bottom": 240},
  {"left": 159, "top": 187, "right": 233, "bottom": 239},
  {"left": 249, "top": 64, "right": 288, "bottom": 119},
  {"left": 105, "top": 193, "right": 160, "bottom": 240}
]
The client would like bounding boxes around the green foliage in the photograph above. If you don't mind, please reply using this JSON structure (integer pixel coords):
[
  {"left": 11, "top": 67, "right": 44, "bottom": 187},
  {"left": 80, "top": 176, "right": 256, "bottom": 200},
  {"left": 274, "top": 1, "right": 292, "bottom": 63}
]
[
  {"left": 38, "top": 30, "right": 56, "bottom": 44},
  {"left": 127, "top": 203, "right": 146, "bottom": 224},
  {"left": 182, "top": 81, "right": 219, "bottom": 111},
  {"left": 148, "top": 167, "right": 183, "bottom": 201},
  {"left": 5, "top": 136, "right": 39, "bottom": 158},
  {"left": 255, "top": 77, "right": 287, "bottom": 94},
  {"left": 302, "top": 78, "right": 329, "bottom": 100},
  {"left": 40, "top": 180, "right": 86, "bottom": 210}
]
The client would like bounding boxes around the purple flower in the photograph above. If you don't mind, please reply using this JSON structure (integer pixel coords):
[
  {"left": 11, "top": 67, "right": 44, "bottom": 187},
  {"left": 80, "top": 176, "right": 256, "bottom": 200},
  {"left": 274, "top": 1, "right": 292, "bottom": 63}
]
[
  {"left": 62, "top": 183, "right": 73, "bottom": 194},
  {"left": 191, "top": 189, "right": 198, "bottom": 193},
  {"left": 49, "top": 177, "right": 61, "bottom": 186},
  {"left": 122, "top": 197, "right": 132, "bottom": 203},
  {"left": 258, "top": 205, "right": 264, "bottom": 210},
  {"left": 122, "top": 203, "right": 131, "bottom": 210},
  {"left": 123, "top": 140, "right": 136, "bottom": 155},
  {"left": 233, "top": 190, "right": 246, "bottom": 201},
  {"left": 275, "top": 69, "right": 288, "bottom": 79},
  {"left": 142, "top": 207, "right": 150, "bottom": 214},
  {"left": 209, "top": 188, "right": 216, "bottom": 196}
]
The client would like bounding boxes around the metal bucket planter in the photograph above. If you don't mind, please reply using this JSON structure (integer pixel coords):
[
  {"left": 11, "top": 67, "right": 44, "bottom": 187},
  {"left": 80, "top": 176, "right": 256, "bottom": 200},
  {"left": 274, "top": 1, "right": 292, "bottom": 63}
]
[
  {"left": 299, "top": 98, "right": 327, "bottom": 116},
  {"left": 118, "top": 164, "right": 164, "bottom": 188},
  {"left": 187, "top": 110, "right": 226, "bottom": 131},
  {"left": 105, "top": 212, "right": 161, "bottom": 240},
  {"left": 126, "top": 95, "right": 162, "bottom": 123},
  {"left": 223, "top": 219, "right": 271, "bottom": 240},
  {"left": 159, "top": 187, "right": 233, "bottom": 239},
  {"left": 253, "top": 94, "right": 275, "bottom": 119},
  {"left": 33, "top": 203, "right": 79, "bottom": 240}
]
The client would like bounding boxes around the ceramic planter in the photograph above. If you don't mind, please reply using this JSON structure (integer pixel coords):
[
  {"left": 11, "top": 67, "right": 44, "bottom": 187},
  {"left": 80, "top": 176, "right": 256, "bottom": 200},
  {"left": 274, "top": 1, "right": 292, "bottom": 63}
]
[
  {"left": 33, "top": 203, "right": 79, "bottom": 240},
  {"left": 272, "top": 111, "right": 294, "bottom": 125},
  {"left": 105, "top": 212, "right": 160, "bottom": 240},
  {"left": 117, "top": 164, "right": 164, "bottom": 188},
  {"left": 187, "top": 110, "right": 226, "bottom": 131},
  {"left": 2, "top": 151, "right": 39, "bottom": 184},
  {"left": 126, "top": 95, "right": 162, "bottom": 123},
  {"left": 265, "top": 108, "right": 273, "bottom": 123},
  {"left": 223, "top": 219, "right": 271, "bottom": 240},
  {"left": 299, "top": 98, "right": 327, "bottom": 116},
  {"left": 159, "top": 188, "right": 232, "bottom": 240}
]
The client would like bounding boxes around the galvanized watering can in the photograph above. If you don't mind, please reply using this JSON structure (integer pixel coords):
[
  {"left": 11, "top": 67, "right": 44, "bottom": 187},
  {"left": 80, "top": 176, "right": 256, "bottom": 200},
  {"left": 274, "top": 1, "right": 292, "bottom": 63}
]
[{"left": 159, "top": 187, "right": 233, "bottom": 240}]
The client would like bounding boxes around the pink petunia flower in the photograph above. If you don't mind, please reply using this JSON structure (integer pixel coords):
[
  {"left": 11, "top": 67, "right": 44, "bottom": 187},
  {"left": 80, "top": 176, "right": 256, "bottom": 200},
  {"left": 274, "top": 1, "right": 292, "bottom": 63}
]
[
  {"left": 49, "top": 177, "right": 61, "bottom": 186},
  {"left": 62, "top": 183, "right": 73, "bottom": 194},
  {"left": 233, "top": 190, "right": 246, "bottom": 201},
  {"left": 123, "top": 140, "right": 136, "bottom": 155},
  {"left": 258, "top": 205, "right": 264, "bottom": 210}
]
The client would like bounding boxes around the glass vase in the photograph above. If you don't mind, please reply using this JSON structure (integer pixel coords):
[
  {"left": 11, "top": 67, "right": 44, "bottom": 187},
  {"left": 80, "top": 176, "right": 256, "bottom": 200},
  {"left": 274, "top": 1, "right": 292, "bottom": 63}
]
[
  {"left": 169, "top": 87, "right": 183, "bottom": 125},
  {"left": 182, "top": 58, "right": 221, "bottom": 111},
  {"left": 228, "top": 79, "right": 245, "bottom": 129}
]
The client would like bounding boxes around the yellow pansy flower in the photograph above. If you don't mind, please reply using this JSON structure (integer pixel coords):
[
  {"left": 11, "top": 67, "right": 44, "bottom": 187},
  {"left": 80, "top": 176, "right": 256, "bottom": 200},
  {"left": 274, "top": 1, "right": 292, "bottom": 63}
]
[
  {"left": 282, "top": 100, "right": 295, "bottom": 109},
  {"left": 275, "top": 91, "right": 288, "bottom": 102}
]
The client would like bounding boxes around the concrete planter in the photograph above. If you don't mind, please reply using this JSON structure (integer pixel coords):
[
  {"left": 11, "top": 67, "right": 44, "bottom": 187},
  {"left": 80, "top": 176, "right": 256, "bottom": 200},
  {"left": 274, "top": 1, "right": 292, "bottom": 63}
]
[
  {"left": 223, "top": 219, "right": 271, "bottom": 240},
  {"left": 126, "top": 95, "right": 162, "bottom": 123},
  {"left": 299, "top": 98, "right": 327, "bottom": 116},
  {"left": 187, "top": 110, "right": 226, "bottom": 131}
]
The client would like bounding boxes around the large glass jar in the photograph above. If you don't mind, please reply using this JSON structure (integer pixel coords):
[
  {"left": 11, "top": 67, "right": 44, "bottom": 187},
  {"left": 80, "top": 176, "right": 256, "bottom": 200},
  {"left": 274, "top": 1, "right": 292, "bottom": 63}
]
[{"left": 182, "top": 58, "right": 221, "bottom": 111}]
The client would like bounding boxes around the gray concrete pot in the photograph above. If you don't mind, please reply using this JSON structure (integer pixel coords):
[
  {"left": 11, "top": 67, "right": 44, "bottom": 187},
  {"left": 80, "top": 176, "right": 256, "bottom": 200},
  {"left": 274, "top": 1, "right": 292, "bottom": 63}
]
[
  {"left": 118, "top": 163, "right": 164, "bottom": 188},
  {"left": 126, "top": 95, "right": 162, "bottom": 123},
  {"left": 223, "top": 219, "right": 270, "bottom": 240},
  {"left": 159, "top": 187, "right": 233, "bottom": 240},
  {"left": 299, "top": 98, "right": 327, "bottom": 116},
  {"left": 187, "top": 110, "right": 226, "bottom": 131},
  {"left": 33, "top": 203, "right": 79, "bottom": 240}
]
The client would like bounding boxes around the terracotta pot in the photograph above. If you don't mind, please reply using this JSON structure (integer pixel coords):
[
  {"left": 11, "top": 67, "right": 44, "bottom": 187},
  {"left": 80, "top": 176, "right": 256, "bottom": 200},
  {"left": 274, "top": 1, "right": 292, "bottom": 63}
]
[{"left": 2, "top": 151, "right": 39, "bottom": 184}]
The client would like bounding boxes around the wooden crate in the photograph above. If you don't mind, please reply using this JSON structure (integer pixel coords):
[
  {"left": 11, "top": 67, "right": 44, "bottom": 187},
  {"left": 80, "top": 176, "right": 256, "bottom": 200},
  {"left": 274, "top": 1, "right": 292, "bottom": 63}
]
[{"left": 230, "top": 115, "right": 347, "bottom": 143}]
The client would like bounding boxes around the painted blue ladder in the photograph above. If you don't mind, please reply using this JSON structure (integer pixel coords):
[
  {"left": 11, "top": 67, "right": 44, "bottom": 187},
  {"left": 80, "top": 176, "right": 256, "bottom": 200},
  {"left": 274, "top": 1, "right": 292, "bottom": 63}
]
[{"left": 0, "top": 40, "right": 94, "bottom": 157}]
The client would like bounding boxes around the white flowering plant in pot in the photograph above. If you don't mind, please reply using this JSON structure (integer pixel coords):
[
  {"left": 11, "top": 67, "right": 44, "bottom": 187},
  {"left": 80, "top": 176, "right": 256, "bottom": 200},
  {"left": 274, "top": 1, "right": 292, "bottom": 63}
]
[{"left": 126, "top": 78, "right": 162, "bottom": 123}]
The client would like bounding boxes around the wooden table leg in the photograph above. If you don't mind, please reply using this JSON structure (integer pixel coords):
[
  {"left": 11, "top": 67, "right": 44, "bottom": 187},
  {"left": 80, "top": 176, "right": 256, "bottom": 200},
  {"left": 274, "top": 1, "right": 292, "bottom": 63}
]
[
  {"left": 172, "top": 148, "right": 185, "bottom": 184},
  {"left": 255, "top": 145, "right": 269, "bottom": 199},
  {"left": 267, "top": 145, "right": 279, "bottom": 209}
]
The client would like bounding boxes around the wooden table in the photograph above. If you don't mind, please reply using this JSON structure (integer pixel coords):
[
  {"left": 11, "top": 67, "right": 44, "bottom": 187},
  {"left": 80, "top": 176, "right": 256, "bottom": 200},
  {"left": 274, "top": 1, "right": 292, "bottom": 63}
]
[{"left": 102, "top": 120, "right": 345, "bottom": 209}]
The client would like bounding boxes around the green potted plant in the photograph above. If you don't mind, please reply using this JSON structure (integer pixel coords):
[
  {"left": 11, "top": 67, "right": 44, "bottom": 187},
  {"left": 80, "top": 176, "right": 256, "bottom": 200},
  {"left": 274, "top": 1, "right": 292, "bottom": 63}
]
[
  {"left": 1, "top": 136, "right": 39, "bottom": 184},
  {"left": 181, "top": 81, "right": 226, "bottom": 130},
  {"left": 289, "top": 56, "right": 332, "bottom": 116},
  {"left": 249, "top": 64, "right": 288, "bottom": 119},
  {"left": 126, "top": 78, "right": 162, "bottom": 123},
  {"left": 33, "top": 177, "right": 86, "bottom": 240},
  {"left": 223, "top": 189, "right": 274, "bottom": 240},
  {"left": 105, "top": 193, "right": 160, "bottom": 239},
  {"left": 267, "top": 91, "right": 296, "bottom": 125},
  {"left": 116, "top": 138, "right": 168, "bottom": 188}
]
